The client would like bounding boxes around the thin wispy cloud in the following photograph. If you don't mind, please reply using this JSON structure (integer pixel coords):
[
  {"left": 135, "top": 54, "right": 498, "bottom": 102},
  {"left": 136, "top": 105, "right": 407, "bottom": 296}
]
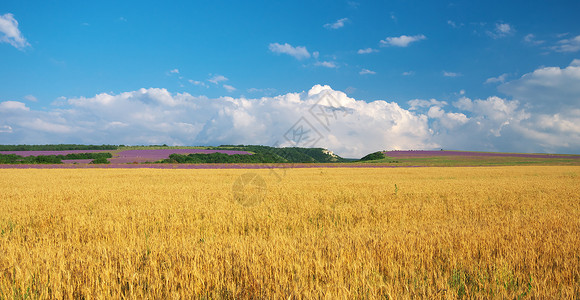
[
  {"left": 324, "top": 18, "right": 349, "bottom": 30},
  {"left": 359, "top": 68, "right": 376, "bottom": 75},
  {"left": 223, "top": 84, "right": 236, "bottom": 92},
  {"left": 0, "top": 125, "right": 12, "bottom": 133},
  {"left": 357, "top": 48, "right": 378, "bottom": 54},
  {"left": 189, "top": 80, "right": 208, "bottom": 88},
  {"left": 347, "top": 1, "right": 360, "bottom": 9},
  {"left": 247, "top": 88, "right": 276, "bottom": 95},
  {"left": 23, "top": 95, "right": 37, "bottom": 102},
  {"left": 315, "top": 61, "right": 337, "bottom": 68},
  {"left": 447, "top": 20, "right": 463, "bottom": 28},
  {"left": 487, "top": 23, "right": 515, "bottom": 39},
  {"left": 523, "top": 34, "right": 545, "bottom": 45},
  {"left": 208, "top": 75, "right": 228, "bottom": 84},
  {"left": 552, "top": 35, "right": 580, "bottom": 52},
  {"left": 443, "top": 71, "right": 461, "bottom": 77}
]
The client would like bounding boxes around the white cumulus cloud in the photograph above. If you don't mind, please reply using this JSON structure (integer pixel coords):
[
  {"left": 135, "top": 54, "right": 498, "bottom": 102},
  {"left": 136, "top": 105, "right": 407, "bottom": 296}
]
[
  {"left": 1, "top": 81, "right": 579, "bottom": 156},
  {"left": 0, "top": 86, "right": 438, "bottom": 157},
  {"left": 269, "top": 43, "right": 311, "bottom": 60},
  {"left": 380, "top": 34, "right": 426, "bottom": 47},
  {"left": 0, "top": 13, "right": 30, "bottom": 50},
  {"left": 427, "top": 106, "right": 469, "bottom": 129},
  {"left": 498, "top": 60, "right": 580, "bottom": 112},
  {"left": 485, "top": 73, "right": 508, "bottom": 84},
  {"left": 408, "top": 99, "right": 448, "bottom": 110},
  {"left": 0, "top": 101, "right": 30, "bottom": 111},
  {"left": 496, "top": 23, "right": 513, "bottom": 34}
]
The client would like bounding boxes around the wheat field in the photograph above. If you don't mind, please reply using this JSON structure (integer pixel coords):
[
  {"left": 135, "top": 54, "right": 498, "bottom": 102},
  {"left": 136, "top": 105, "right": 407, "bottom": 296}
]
[{"left": 1, "top": 166, "right": 579, "bottom": 299}]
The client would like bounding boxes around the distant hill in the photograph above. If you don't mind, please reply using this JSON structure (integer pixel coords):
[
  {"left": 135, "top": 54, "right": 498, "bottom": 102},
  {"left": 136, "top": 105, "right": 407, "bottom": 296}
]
[
  {"left": 121, "top": 145, "right": 349, "bottom": 163},
  {"left": 181, "top": 145, "right": 348, "bottom": 163},
  {"left": 356, "top": 150, "right": 580, "bottom": 166}
]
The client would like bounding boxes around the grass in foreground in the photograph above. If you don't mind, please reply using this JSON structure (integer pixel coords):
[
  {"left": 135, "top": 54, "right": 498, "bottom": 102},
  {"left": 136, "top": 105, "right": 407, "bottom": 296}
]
[{"left": 1, "top": 167, "right": 579, "bottom": 298}]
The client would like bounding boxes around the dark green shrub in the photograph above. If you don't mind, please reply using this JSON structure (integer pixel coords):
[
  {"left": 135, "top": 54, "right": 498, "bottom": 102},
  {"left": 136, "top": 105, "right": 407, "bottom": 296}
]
[
  {"left": 359, "top": 151, "right": 386, "bottom": 161},
  {"left": 90, "top": 157, "right": 110, "bottom": 164}
]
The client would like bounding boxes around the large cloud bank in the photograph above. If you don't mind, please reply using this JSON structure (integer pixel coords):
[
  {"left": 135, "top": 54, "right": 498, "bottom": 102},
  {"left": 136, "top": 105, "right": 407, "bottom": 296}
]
[{"left": 1, "top": 61, "right": 580, "bottom": 157}]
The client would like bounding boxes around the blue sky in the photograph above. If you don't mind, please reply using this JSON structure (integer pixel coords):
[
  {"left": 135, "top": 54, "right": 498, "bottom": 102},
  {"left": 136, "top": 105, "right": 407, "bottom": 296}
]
[{"left": 1, "top": 0, "right": 580, "bottom": 156}]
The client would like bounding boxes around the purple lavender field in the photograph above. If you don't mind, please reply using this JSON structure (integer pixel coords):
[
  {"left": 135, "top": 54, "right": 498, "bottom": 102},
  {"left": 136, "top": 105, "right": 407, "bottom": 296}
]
[
  {"left": 110, "top": 149, "right": 252, "bottom": 163},
  {"left": 61, "top": 159, "right": 94, "bottom": 164},
  {"left": 0, "top": 150, "right": 108, "bottom": 156},
  {"left": 385, "top": 150, "right": 580, "bottom": 159},
  {"left": 0, "top": 163, "right": 401, "bottom": 169},
  {"left": 369, "top": 150, "right": 580, "bottom": 166},
  {"left": 2, "top": 148, "right": 579, "bottom": 168},
  {"left": 1, "top": 149, "right": 252, "bottom": 165}
]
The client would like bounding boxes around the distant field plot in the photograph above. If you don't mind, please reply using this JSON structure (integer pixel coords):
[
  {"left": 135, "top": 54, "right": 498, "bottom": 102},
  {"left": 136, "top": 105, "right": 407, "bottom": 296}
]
[
  {"left": 0, "top": 145, "right": 342, "bottom": 167},
  {"left": 373, "top": 150, "right": 580, "bottom": 166},
  {"left": 109, "top": 149, "right": 252, "bottom": 163},
  {"left": 0, "top": 150, "right": 109, "bottom": 157},
  {"left": 0, "top": 167, "right": 579, "bottom": 298},
  {"left": 0, "top": 148, "right": 253, "bottom": 165},
  {"left": 61, "top": 159, "right": 94, "bottom": 164}
]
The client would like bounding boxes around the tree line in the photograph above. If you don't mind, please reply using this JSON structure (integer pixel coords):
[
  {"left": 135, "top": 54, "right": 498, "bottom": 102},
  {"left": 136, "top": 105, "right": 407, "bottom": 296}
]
[
  {"left": 159, "top": 146, "right": 348, "bottom": 164},
  {"left": 0, "top": 144, "right": 118, "bottom": 151},
  {"left": 0, "top": 153, "right": 112, "bottom": 164}
]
